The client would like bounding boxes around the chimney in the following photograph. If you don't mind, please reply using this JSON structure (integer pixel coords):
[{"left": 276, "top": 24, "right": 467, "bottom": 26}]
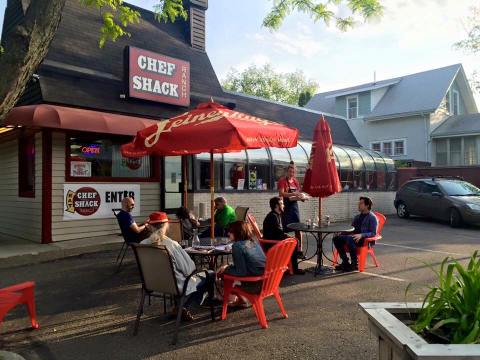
[{"left": 188, "top": 0, "right": 208, "bottom": 51}]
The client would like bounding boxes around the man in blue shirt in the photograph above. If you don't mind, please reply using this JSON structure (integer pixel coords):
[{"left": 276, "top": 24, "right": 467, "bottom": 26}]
[
  {"left": 116, "top": 197, "right": 150, "bottom": 243},
  {"left": 333, "top": 197, "right": 378, "bottom": 272}
]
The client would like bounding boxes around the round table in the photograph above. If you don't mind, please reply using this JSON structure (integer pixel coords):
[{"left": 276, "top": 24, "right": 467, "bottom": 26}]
[
  {"left": 287, "top": 223, "right": 355, "bottom": 276},
  {"left": 184, "top": 238, "right": 232, "bottom": 270}
]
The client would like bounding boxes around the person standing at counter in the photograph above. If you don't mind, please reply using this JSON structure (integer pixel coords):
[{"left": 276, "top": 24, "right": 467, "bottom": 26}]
[{"left": 278, "top": 161, "right": 305, "bottom": 247}]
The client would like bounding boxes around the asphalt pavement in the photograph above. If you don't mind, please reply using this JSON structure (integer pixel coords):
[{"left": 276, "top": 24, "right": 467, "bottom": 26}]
[{"left": 0, "top": 216, "right": 479, "bottom": 360}]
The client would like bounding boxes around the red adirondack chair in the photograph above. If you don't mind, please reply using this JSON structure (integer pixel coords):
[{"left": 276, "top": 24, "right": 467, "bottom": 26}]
[
  {"left": 332, "top": 211, "right": 386, "bottom": 272},
  {"left": 0, "top": 281, "right": 39, "bottom": 329},
  {"left": 247, "top": 213, "right": 294, "bottom": 275},
  {"left": 221, "top": 239, "right": 296, "bottom": 329}
]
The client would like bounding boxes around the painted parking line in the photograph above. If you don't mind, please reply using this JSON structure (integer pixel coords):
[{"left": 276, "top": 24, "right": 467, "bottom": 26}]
[
  {"left": 302, "top": 260, "right": 406, "bottom": 282},
  {"left": 376, "top": 242, "right": 467, "bottom": 257}
]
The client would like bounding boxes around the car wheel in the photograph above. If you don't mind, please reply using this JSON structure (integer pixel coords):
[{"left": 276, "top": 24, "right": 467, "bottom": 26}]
[
  {"left": 397, "top": 202, "right": 410, "bottom": 219},
  {"left": 449, "top": 208, "right": 463, "bottom": 228}
]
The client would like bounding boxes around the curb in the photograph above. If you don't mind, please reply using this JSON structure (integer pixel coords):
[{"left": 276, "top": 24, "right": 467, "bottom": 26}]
[{"left": 0, "top": 242, "right": 122, "bottom": 269}]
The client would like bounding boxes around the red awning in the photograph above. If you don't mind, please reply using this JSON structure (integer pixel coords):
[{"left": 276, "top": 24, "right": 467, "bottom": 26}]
[{"left": 5, "top": 104, "right": 159, "bottom": 136}]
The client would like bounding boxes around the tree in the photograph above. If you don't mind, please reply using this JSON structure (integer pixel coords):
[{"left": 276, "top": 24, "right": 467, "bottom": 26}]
[
  {"left": 0, "top": 0, "right": 383, "bottom": 122},
  {"left": 454, "top": 6, "right": 480, "bottom": 93},
  {"left": 222, "top": 64, "right": 318, "bottom": 107}
]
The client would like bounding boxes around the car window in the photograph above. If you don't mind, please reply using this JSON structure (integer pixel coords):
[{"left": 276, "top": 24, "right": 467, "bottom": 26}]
[
  {"left": 403, "top": 182, "right": 421, "bottom": 192},
  {"left": 421, "top": 182, "right": 441, "bottom": 194},
  {"left": 438, "top": 180, "right": 480, "bottom": 196}
]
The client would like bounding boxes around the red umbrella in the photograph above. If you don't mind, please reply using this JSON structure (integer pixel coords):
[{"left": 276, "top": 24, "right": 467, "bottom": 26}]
[
  {"left": 122, "top": 101, "right": 298, "bottom": 239},
  {"left": 303, "top": 116, "right": 342, "bottom": 224}
]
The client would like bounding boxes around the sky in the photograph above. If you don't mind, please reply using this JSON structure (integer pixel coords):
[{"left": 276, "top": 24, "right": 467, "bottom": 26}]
[{"left": 1, "top": 0, "right": 479, "bottom": 103}]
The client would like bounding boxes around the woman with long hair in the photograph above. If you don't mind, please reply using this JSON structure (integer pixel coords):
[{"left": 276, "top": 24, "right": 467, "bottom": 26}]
[
  {"left": 175, "top": 206, "right": 200, "bottom": 241},
  {"left": 141, "top": 212, "right": 215, "bottom": 320}
]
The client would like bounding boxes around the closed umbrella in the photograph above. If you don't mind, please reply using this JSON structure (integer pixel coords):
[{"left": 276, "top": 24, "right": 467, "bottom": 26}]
[
  {"left": 303, "top": 116, "right": 342, "bottom": 224},
  {"left": 122, "top": 101, "right": 298, "bottom": 239}
]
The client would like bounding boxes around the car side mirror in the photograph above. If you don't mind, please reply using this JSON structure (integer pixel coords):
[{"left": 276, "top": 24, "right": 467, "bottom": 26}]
[{"left": 432, "top": 192, "right": 443, "bottom": 197}]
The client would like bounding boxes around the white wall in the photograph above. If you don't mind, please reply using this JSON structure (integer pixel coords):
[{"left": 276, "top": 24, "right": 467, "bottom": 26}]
[
  {"left": 50, "top": 132, "right": 162, "bottom": 242},
  {"left": 0, "top": 132, "right": 43, "bottom": 242},
  {"left": 192, "top": 191, "right": 395, "bottom": 224}
]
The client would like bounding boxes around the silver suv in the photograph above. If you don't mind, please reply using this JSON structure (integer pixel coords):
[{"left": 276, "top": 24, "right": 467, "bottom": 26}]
[{"left": 394, "top": 178, "right": 480, "bottom": 227}]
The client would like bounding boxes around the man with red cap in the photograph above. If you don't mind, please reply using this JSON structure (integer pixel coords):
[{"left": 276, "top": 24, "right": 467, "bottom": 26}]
[{"left": 141, "top": 212, "right": 217, "bottom": 320}]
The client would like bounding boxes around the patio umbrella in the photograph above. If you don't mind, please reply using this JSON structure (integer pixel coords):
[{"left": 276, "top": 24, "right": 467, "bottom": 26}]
[
  {"left": 121, "top": 101, "right": 299, "bottom": 239},
  {"left": 303, "top": 116, "right": 342, "bottom": 224}
]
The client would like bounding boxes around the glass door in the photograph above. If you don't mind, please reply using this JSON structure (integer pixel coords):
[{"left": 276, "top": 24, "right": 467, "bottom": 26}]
[{"left": 163, "top": 156, "right": 183, "bottom": 212}]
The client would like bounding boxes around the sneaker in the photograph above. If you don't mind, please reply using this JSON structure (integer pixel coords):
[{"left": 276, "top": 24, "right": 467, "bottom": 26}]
[{"left": 335, "top": 262, "right": 351, "bottom": 271}]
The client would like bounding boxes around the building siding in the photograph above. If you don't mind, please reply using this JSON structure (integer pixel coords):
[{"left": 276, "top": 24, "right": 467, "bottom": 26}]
[
  {"left": 0, "top": 132, "right": 43, "bottom": 242},
  {"left": 192, "top": 191, "right": 395, "bottom": 224},
  {"left": 50, "top": 132, "right": 161, "bottom": 242},
  {"left": 335, "top": 92, "right": 371, "bottom": 118}
]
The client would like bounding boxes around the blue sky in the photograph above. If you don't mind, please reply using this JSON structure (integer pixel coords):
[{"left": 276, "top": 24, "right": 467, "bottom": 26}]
[{"left": 1, "top": 0, "right": 479, "bottom": 103}]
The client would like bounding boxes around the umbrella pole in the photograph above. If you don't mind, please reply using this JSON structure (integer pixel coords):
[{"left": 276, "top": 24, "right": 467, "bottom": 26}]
[
  {"left": 182, "top": 156, "right": 188, "bottom": 209},
  {"left": 210, "top": 151, "right": 215, "bottom": 240},
  {"left": 319, "top": 197, "right": 322, "bottom": 226}
]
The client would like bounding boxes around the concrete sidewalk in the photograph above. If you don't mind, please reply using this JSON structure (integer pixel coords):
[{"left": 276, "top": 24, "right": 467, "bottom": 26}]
[{"left": 0, "top": 234, "right": 123, "bottom": 269}]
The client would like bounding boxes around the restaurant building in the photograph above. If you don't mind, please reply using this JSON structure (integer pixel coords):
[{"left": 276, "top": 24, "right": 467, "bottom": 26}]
[{"left": 0, "top": 0, "right": 396, "bottom": 244}]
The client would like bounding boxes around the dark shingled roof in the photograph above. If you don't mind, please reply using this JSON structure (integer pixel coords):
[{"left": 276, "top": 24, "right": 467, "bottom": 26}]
[
  {"left": 225, "top": 91, "right": 360, "bottom": 147},
  {"left": 9, "top": 0, "right": 360, "bottom": 147},
  {"left": 431, "top": 113, "right": 480, "bottom": 137}
]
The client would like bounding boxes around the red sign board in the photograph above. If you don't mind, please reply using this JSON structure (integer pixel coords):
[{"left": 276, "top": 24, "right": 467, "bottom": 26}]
[{"left": 127, "top": 46, "right": 190, "bottom": 106}]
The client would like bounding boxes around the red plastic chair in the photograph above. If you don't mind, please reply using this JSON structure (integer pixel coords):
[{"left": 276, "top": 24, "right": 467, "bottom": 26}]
[
  {"left": 247, "top": 214, "right": 294, "bottom": 275},
  {"left": 221, "top": 239, "right": 296, "bottom": 329},
  {"left": 332, "top": 211, "right": 386, "bottom": 272},
  {"left": 0, "top": 281, "right": 39, "bottom": 329}
]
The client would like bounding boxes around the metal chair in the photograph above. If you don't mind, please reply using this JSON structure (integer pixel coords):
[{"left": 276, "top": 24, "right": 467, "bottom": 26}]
[
  {"left": 235, "top": 206, "right": 249, "bottom": 221},
  {"left": 112, "top": 208, "right": 136, "bottom": 272},
  {"left": 131, "top": 244, "right": 215, "bottom": 344}
]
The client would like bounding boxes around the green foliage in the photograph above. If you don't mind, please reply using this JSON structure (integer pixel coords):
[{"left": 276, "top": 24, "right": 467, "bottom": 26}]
[
  {"left": 222, "top": 64, "right": 318, "bottom": 106},
  {"left": 298, "top": 90, "right": 313, "bottom": 107},
  {"left": 413, "top": 251, "right": 480, "bottom": 344},
  {"left": 263, "top": 0, "right": 383, "bottom": 31},
  {"left": 154, "top": 0, "right": 188, "bottom": 23}
]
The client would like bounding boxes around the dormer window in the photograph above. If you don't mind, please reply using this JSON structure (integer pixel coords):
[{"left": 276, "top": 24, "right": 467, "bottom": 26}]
[
  {"left": 346, "top": 95, "right": 359, "bottom": 119},
  {"left": 452, "top": 90, "right": 460, "bottom": 115}
]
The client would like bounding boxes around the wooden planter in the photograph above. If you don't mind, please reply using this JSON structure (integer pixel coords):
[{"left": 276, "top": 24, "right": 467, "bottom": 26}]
[{"left": 360, "top": 303, "right": 480, "bottom": 359}]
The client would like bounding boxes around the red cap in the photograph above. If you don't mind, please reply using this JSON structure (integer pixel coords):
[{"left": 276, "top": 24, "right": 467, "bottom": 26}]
[{"left": 148, "top": 212, "right": 169, "bottom": 224}]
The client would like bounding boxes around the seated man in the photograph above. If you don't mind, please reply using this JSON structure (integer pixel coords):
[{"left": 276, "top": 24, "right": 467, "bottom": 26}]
[
  {"left": 333, "top": 196, "right": 378, "bottom": 272},
  {"left": 201, "top": 197, "right": 236, "bottom": 237},
  {"left": 116, "top": 197, "right": 151, "bottom": 244},
  {"left": 262, "top": 196, "right": 305, "bottom": 275}
]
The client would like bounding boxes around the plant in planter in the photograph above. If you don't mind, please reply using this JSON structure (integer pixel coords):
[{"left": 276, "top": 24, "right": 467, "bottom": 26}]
[
  {"left": 360, "top": 251, "right": 480, "bottom": 359},
  {"left": 412, "top": 251, "right": 480, "bottom": 344}
]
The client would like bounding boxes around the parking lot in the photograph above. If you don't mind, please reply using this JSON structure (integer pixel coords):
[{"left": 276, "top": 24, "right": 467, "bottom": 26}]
[{"left": 1, "top": 216, "right": 479, "bottom": 360}]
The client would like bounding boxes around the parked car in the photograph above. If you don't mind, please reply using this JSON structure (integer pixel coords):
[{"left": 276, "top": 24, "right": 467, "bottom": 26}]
[{"left": 394, "top": 177, "right": 480, "bottom": 227}]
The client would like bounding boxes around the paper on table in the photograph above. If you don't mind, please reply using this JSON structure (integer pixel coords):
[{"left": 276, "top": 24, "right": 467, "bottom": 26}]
[{"left": 214, "top": 244, "right": 232, "bottom": 252}]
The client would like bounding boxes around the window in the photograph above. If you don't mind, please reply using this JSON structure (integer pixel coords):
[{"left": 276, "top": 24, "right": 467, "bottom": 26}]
[
  {"left": 246, "top": 148, "right": 270, "bottom": 190},
  {"left": 403, "top": 181, "right": 421, "bottom": 193},
  {"left": 333, "top": 146, "right": 353, "bottom": 191},
  {"left": 464, "top": 137, "right": 478, "bottom": 165},
  {"left": 356, "top": 148, "right": 376, "bottom": 191},
  {"left": 371, "top": 142, "right": 381, "bottom": 152},
  {"left": 394, "top": 140, "right": 405, "bottom": 156},
  {"left": 195, "top": 152, "right": 222, "bottom": 191},
  {"left": 344, "top": 147, "right": 365, "bottom": 190},
  {"left": 19, "top": 133, "right": 35, "bottom": 197},
  {"left": 69, "top": 136, "right": 152, "bottom": 179},
  {"left": 382, "top": 142, "right": 392, "bottom": 156},
  {"left": 370, "top": 150, "right": 386, "bottom": 190},
  {"left": 452, "top": 90, "right": 460, "bottom": 115},
  {"left": 223, "top": 151, "right": 247, "bottom": 190},
  {"left": 347, "top": 96, "right": 359, "bottom": 119},
  {"left": 445, "top": 91, "right": 450, "bottom": 113},
  {"left": 288, "top": 144, "right": 309, "bottom": 183},
  {"left": 270, "top": 147, "right": 291, "bottom": 189},
  {"left": 435, "top": 139, "right": 448, "bottom": 166},
  {"left": 449, "top": 138, "right": 462, "bottom": 165},
  {"left": 421, "top": 182, "right": 441, "bottom": 194}
]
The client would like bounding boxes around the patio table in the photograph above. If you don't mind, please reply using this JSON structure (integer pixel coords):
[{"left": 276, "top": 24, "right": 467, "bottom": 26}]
[
  {"left": 287, "top": 222, "right": 354, "bottom": 276},
  {"left": 184, "top": 238, "right": 232, "bottom": 270}
]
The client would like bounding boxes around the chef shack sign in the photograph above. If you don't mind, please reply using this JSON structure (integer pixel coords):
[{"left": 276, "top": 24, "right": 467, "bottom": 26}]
[
  {"left": 63, "top": 184, "right": 140, "bottom": 220},
  {"left": 126, "top": 46, "right": 190, "bottom": 106}
]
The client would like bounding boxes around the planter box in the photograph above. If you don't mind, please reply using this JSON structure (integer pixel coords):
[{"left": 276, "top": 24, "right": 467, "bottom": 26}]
[{"left": 360, "top": 303, "right": 480, "bottom": 359}]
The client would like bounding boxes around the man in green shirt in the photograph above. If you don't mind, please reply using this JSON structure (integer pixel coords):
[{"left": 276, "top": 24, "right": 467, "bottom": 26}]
[{"left": 214, "top": 197, "right": 236, "bottom": 236}]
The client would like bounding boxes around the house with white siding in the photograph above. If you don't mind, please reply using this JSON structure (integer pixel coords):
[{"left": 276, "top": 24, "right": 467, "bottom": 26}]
[{"left": 306, "top": 64, "right": 478, "bottom": 165}]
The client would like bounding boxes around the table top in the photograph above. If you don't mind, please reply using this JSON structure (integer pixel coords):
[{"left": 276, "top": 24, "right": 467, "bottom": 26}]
[
  {"left": 185, "top": 245, "right": 232, "bottom": 255},
  {"left": 287, "top": 222, "right": 355, "bottom": 234}
]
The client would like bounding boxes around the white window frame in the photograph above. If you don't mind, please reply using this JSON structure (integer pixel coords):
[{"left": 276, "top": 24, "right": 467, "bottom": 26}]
[
  {"left": 369, "top": 138, "right": 407, "bottom": 157},
  {"left": 346, "top": 95, "right": 359, "bottom": 119},
  {"left": 452, "top": 89, "right": 460, "bottom": 115},
  {"left": 382, "top": 141, "right": 393, "bottom": 156}
]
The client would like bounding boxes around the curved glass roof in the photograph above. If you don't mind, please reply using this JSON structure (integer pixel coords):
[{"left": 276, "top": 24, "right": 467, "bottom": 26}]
[
  {"left": 223, "top": 150, "right": 247, "bottom": 162},
  {"left": 247, "top": 148, "right": 270, "bottom": 164},
  {"left": 288, "top": 144, "right": 309, "bottom": 165},
  {"left": 269, "top": 147, "right": 291, "bottom": 163},
  {"left": 333, "top": 145, "right": 353, "bottom": 170}
]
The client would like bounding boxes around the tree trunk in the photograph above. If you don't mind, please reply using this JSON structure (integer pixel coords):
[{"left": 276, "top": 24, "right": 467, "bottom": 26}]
[{"left": 0, "top": 0, "right": 67, "bottom": 122}]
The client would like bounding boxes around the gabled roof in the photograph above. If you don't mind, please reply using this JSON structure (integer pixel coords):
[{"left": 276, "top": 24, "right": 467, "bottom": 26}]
[
  {"left": 307, "top": 64, "right": 478, "bottom": 120},
  {"left": 224, "top": 91, "right": 360, "bottom": 147},
  {"left": 431, "top": 113, "right": 480, "bottom": 137}
]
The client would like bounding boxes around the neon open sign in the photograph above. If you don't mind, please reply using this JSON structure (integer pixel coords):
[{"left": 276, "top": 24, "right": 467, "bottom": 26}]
[{"left": 81, "top": 144, "right": 101, "bottom": 156}]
